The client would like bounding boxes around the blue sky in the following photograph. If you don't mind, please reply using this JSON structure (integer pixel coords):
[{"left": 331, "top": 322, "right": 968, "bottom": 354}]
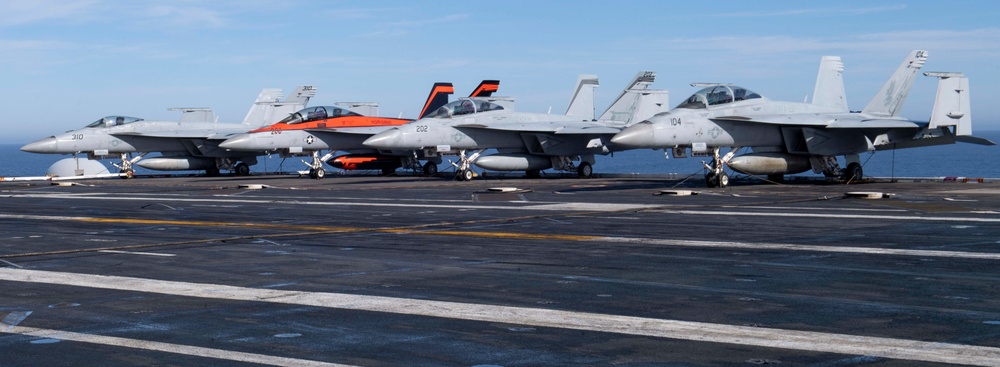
[{"left": 3, "top": 0, "right": 999, "bottom": 144}]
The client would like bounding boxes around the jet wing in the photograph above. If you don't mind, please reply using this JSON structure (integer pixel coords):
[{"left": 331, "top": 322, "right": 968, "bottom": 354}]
[
  {"left": 712, "top": 115, "right": 921, "bottom": 129},
  {"left": 308, "top": 126, "right": 394, "bottom": 135},
  {"left": 454, "top": 122, "right": 621, "bottom": 135},
  {"left": 111, "top": 131, "right": 233, "bottom": 139}
]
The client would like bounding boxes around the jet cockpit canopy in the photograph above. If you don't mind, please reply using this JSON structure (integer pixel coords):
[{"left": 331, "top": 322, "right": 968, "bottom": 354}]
[
  {"left": 85, "top": 116, "right": 144, "bottom": 128},
  {"left": 675, "top": 85, "right": 762, "bottom": 109},
  {"left": 424, "top": 98, "right": 505, "bottom": 119},
  {"left": 278, "top": 106, "right": 361, "bottom": 125}
]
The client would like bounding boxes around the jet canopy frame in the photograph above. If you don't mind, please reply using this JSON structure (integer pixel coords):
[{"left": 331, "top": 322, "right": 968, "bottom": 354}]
[
  {"left": 277, "top": 106, "right": 361, "bottom": 125},
  {"left": 675, "top": 85, "right": 762, "bottom": 109},
  {"left": 423, "top": 98, "right": 505, "bottom": 119},
  {"left": 85, "top": 116, "right": 144, "bottom": 128}
]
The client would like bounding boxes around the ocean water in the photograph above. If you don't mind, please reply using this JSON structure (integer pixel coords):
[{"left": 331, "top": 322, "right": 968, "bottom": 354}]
[{"left": 3, "top": 131, "right": 999, "bottom": 179}]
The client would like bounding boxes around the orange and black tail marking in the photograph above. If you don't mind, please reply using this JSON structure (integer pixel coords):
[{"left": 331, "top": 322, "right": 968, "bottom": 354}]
[
  {"left": 419, "top": 82, "right": 455, "bottom": 119},
  {"left": 469, "top": 80, "right": 500, "bottom": 97}
]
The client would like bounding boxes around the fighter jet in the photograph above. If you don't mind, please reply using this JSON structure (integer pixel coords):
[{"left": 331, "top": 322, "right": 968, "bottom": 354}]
[
  {"left": 21, "top": 86, "right": 316, "bottom": 177},
  {"left": 218, "top": 81, "right": 499, "bottom": 179},
  {"left": 610, "top": 50, "right": 994, "bottom": 187},
  {"left": 362, "top": 72, "right": 669, "bottom": 180}
]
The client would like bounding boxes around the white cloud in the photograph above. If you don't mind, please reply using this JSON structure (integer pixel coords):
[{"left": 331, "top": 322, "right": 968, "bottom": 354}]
[
  {"left": 144, "top": 4, "right": 227, "bottom": 28},
  {"left": 0, "top": 0, "right": 101, "bottom": 26},
  {"left": 714, "top": 5, "right": 908, "bottom": 18}
]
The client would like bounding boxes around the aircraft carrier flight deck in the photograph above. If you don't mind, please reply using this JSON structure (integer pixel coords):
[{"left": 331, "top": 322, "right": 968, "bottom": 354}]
[{"left": 2, "top": 174, "right": 1000, "bottom": 366}]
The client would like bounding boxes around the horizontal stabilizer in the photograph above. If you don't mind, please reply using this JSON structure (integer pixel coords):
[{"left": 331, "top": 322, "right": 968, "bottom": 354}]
[{"left": 956, "top": 135, "right": 996, "bottom": 146}]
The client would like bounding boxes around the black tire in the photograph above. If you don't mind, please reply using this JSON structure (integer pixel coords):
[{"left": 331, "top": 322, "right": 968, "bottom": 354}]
[
  {"left": 767, "top": 174, "right": 784, "bottom": 183},
  {"left": 235, "top": 163, "right": 250, "bottom": 176},
  {"left": 843, "top": 162, "right": 863, "bottom": 183},
  {"left": 423, "top": 162, "right": 438, "bottom": 176},
  {"left": 705, "top": 173, "right": 718, "bottom": 188},
  {"left": 460, "top": 169, "right": 474, "bottom": 181},
  {"left": 314, "top": 168, "right": 325, "bottom": 179},
  {"left": 526, "top": 169, "right": 541, "bottom": 178},
  {"left": 382, "top": 167, "right": 395, "bottom": 176},
  {"left": 718, "top": 172, "right": 729, "bottom": 188},
  {"left": 206, "top": 168, "right": 220, "bottom": 177},
  {"left": 577, "top": 162, "right": 593, "bottom": 178}
]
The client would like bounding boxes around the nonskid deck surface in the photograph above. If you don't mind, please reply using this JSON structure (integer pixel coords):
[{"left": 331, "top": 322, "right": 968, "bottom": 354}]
[{"left": 2, "top": 175, "right": 1000, "bottom": 367}]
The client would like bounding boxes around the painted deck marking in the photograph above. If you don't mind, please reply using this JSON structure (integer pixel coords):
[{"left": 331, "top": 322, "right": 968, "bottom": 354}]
[
  {"left": 1, "top": 268, "right": 999, "bottom": 367},
  {"left": 4, "top": 326, "right": 357, "bottom": 367},
  {"left": 2, "top": 214, "right": 999, "bottom": 260}
]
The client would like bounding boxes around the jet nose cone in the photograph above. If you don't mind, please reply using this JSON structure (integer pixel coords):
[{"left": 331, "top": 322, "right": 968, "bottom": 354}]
[
  {"left": 21, "top": 136, "right": 58, "bottom": 153},
  {"left": 610, "top": 122, "right": 656, "bottom": 148},
  {"left": 363, "top": 128, "right": 402, "bottom": 149},
  {"left": 219, "top": 134, "right": 253, "bottom": 150}
]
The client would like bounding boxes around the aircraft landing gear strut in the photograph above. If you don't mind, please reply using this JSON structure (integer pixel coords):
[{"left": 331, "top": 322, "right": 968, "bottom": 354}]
[
  {"left": 451, "top": 149, "right": 483, "bottom": 181},
  {"left": 303, "top": 150, "right": 333, "bottom": 179},
  {"left": 110, "top": 152, "right": 145, "bottom": 179},
  {"left": 702, "top": 147, "right": 740, "bottom": 188}
]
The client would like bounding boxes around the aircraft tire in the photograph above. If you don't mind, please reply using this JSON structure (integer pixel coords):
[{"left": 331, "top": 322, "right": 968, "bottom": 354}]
[
  {"left": 526, "top": 169, "right": 541, "bottom": 178},
  {"left": 120, "top": 168, "right": 134, "bottom": 179},
  {"left": 382, "top": 167, "right": 395, "bottom": 176},
  {"left": 577, "top": 162, "right": 593, "bottom": 178},
  {"left": 767, "top": 174, "right": 784, "bottom": 183},
  {"left": 235, "top": 163, "right": 250, "bottom": 176},
  {"left": 843, "top": 163, "right": 863, "bottom": 183},
  {"left": 206, "top": 168, "right": 220, "bottom": 177},
  {"left": 718, "top": 172, "right": 729, "bottom": 188},
  {"left": 460, "top": 169, "right": 474, "bottom": 181},
  {"left": 705, "top": 173, "right": 718, "bottom": 188},
  {"left": 423, "top": 162, "right": 438, "bottom": 176},
  {"left": 314, "top": 168, "right": 325, "bottom": 179}
]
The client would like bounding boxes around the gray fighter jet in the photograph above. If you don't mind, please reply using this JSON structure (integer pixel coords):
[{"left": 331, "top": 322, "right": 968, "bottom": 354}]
[
  {"left": 21, "top": 86, "right": 316, "bottom": 177},
  {"left": 362, "top": 72, "right": 668, "bottom": 180},
  {"left": 218, "top": 81, "right": 499, "bottom": 179},
  {"left": 611, "top": 50, "right": 993, "bottom": 187}
]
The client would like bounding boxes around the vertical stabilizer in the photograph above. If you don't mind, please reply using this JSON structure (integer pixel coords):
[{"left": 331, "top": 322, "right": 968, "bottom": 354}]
[
  {"left": 241, "top": 88, "right": 284, "bottom": 126},
  {"left": 862, "top": 50, "right": 928, "bottom": 117},
  {"left": 241, "top": 85, "right": 316, "bottom": 127},
  {"left": 812, "top": 56, "right": 848, "bottom": 111},
  {"left": 628, "top": 89, "right": 670, "bottom": 123},
  {"left": 469, "top": 80, "right": 500, "bottom": 97},
  {"left": 925, "top": 72, "right": 971, "bottom": 136},
  {"left": 419, "top": 82, "right": 455, "bottom": 119},
  {"left": 598, "top": 71, "right": 666, "bottom": 123},
  {"left": 565, "top": 74, "right": 599, "bottom": 119},
  {"left": 170, "top": 108, "right": 217, "bottom": 123}
]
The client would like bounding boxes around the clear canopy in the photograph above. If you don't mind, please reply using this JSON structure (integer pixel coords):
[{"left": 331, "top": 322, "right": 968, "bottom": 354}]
[
  {"left": 674, "top": 85, "right": 762, "bottom": 109},
  {"left": 85, "top": 116, "right": 143, "bottom": 128},
  {"left": 278, "top": 106, "right": 361, "bottom": 125},
  {"left": 424, "top": 98, "right": 505, "bottom": 119}
]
